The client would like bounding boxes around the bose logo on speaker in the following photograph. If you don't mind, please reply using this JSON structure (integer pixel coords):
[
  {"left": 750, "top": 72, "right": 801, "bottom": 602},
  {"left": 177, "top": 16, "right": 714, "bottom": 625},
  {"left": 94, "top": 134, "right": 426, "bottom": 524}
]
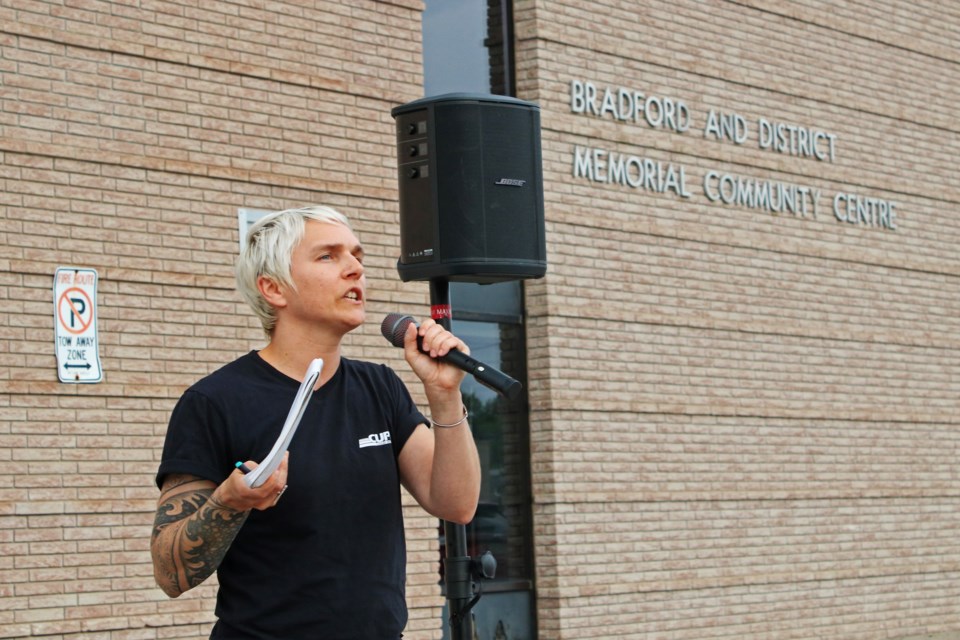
[{"left": 495, "top": 178, "right": 526, "bottom": 187}]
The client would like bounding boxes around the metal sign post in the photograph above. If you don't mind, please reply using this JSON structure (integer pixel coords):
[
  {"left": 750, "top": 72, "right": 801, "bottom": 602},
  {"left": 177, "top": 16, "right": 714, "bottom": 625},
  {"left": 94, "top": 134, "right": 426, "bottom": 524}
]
[{"left": 429, "top": 278, "right": 475, "bottom": 640}]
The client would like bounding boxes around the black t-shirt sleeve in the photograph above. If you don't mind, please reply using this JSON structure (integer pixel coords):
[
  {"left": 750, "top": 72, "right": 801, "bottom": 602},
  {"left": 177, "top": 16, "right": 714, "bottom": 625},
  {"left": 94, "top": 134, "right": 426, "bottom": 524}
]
[
  {"left": 156, "top": 389, "right": 233, "bottom": 488},
  {"left": 383, "top": 365, "right": 427, "bottom": 457}
]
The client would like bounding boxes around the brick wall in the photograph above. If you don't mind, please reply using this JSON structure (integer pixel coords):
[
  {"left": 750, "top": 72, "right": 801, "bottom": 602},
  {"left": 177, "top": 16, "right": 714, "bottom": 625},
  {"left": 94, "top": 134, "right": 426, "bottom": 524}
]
[
  {"left": 518, "top": 0, "right": 960, "bottom": 638},
  {"left": 0, "top": 1, "right": 448, "bottom": 638},
  {"left": 4, "top": 0, "right": 960, "bottom": 639}
]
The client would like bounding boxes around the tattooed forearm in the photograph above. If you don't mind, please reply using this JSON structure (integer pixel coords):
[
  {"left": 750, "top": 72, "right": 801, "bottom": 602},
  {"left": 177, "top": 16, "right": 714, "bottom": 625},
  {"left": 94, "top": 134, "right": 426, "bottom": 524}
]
[
  {"left": 179, "top": 493, "right": 248, "bottom": 590},
  {"left": 151, "top": 475, "right": 249, "bottom": 597}
]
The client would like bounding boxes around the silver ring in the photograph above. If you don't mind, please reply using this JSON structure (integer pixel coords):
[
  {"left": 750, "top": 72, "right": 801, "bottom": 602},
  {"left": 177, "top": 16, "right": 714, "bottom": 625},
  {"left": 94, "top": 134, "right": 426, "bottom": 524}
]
[{"left": 273, "top": 484, "right": 288, "bottom": 505}]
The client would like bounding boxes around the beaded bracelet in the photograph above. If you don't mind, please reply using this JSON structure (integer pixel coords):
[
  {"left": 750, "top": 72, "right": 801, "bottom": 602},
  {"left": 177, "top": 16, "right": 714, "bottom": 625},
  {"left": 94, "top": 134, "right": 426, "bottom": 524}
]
[{"left": 430, "top": 405, "right": 469, "bottom": 429}]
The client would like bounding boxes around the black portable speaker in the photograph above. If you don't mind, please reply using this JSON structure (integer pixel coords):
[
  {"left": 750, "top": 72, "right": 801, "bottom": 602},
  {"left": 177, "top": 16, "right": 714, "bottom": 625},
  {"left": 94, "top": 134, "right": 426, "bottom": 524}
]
[{"left": 390, "top": 93, "right": 546, "bottom": 283}]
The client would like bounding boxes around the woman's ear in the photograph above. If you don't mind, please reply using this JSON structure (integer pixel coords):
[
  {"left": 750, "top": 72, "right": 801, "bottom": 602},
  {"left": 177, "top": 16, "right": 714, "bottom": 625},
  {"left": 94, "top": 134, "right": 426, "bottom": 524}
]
[{"left": 257, "top": 275, "right": 288, "bottom": 309}]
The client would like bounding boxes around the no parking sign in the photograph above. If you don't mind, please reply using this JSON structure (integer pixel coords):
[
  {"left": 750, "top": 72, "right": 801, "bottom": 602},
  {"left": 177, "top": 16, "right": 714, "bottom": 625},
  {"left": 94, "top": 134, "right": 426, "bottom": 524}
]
[{"left": 54, "top": 267, "right": 103, "bottom": 383}]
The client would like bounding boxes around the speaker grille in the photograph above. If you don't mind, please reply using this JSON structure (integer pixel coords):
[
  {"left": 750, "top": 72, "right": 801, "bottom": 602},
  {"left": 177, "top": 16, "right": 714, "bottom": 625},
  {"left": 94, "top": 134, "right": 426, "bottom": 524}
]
[{"left": 392, "top": 93, "right": 546, "bottom": 283}]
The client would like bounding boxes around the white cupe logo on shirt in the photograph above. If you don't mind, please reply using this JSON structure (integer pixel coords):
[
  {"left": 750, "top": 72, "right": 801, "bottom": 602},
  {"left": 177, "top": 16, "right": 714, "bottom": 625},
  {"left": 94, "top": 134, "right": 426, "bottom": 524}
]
[{"left": 358, "top": 431, "right": 392, "bottom": 449}]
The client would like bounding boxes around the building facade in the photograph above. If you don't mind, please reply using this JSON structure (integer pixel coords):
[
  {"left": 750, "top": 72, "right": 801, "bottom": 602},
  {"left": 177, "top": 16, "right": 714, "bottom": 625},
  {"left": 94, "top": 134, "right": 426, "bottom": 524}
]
[{"left": 1, "top": 1, "right": 959, "bottom": 639}]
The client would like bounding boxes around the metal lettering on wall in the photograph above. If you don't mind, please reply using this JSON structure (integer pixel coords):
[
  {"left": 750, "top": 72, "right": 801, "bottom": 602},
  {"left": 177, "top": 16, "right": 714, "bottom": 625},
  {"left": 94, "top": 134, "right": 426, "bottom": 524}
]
[{"left": 568, "top": 79, "right": 898, "bottom": 231}]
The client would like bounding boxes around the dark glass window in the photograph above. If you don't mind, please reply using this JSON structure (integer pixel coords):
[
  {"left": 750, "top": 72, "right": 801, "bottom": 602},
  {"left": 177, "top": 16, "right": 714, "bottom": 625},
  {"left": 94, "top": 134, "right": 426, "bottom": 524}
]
[
  {"left": 453, "top": 314, "right": 532, "bottom": 587},
  {"left": 424, "top": 0, "right": 514, "bottom": 97},
  {"left": 422, "top": 1, "right": 535, "bottom": 636}
]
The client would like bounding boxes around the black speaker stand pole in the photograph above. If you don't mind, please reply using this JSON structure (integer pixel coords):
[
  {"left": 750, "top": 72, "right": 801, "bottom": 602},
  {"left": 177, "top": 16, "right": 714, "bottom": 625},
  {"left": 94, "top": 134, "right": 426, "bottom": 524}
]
[{"left": 429, "top": 278, "right": 475, "bottom": 640}]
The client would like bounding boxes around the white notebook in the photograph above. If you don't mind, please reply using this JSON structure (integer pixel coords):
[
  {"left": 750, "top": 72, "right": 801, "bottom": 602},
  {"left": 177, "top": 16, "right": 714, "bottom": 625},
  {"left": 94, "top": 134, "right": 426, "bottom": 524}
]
[{"left": 243, "top": 358, "right": 323, "bottom": 488}]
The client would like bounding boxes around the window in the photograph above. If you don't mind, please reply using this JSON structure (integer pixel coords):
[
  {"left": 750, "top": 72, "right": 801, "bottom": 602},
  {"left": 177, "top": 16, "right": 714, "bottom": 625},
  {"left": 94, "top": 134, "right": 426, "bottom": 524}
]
[
  {"left": 453, "top": 293, "right": 533, "bottom": 589},
  {"left": 238, "top": 208, "right": 271, "bottom": 250},
  {"left": 423, "top": 2, "right": 536, "bottom": 636}
]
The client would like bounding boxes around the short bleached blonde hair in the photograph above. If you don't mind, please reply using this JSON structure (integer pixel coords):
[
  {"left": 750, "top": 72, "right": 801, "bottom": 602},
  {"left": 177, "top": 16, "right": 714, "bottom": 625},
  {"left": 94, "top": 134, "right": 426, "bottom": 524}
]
[{"left": 236, "top": 205, "right": 352, "bottom": 336}]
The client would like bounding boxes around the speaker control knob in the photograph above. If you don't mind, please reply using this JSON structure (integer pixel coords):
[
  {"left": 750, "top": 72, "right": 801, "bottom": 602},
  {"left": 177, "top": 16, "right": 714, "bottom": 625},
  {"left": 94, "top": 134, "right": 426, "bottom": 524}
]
[
  {"left": 407, "top": 167, "right": 420, "bottom": 179},
  {"left": 408, "top": 145, "right": 419, "bottom": 157},
  {"left": 407, "top": 122, "right": 419, "bottom": 135}
]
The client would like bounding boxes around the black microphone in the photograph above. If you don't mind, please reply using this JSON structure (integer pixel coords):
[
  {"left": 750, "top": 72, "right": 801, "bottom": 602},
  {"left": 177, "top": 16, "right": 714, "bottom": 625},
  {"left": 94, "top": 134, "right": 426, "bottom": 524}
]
[{"left": 380, "top": 313, "right": 522, "bottom": 401}]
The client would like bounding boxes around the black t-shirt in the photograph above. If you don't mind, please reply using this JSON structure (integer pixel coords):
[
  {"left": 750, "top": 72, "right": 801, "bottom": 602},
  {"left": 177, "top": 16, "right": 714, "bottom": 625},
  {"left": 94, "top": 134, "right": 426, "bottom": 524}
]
[{"left": 157, "top": 352, "right": 425, "bottom": 640}]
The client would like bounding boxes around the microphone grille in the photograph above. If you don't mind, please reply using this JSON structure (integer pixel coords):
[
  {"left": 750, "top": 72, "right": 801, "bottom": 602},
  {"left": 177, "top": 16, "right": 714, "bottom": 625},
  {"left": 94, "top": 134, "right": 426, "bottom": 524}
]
[{"left": 380, "top": 313, "right": 414, "bottom": 348}]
